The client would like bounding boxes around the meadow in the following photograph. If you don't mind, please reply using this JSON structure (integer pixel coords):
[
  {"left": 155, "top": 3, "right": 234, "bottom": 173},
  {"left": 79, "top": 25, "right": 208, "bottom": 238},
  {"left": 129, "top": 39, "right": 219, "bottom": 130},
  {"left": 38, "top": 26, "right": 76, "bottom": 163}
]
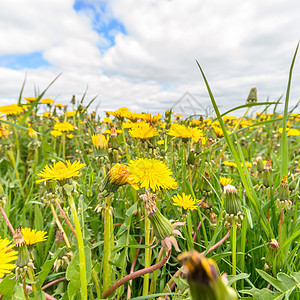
[{"left": 0, "top": 54, "right": 300, "bottom": 300}]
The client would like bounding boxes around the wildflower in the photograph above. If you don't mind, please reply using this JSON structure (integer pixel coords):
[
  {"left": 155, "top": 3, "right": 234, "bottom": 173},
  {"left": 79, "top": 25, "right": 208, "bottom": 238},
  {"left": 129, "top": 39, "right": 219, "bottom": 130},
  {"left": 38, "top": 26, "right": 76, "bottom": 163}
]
[
  {"left": 50, "top": 130, "right": 63, "bottom": 137},
  {"left": 246, "top": 87, "right": 257, "bottom": 104},
  {"left": 223, "top": 185, "right": 244, "bottom": 228},
  {"left": 55, "top": 104, "right": 65, "bottom": 108},
  {"left": 125, "top": 112, "right": 143, "bottom": 122},
  {"left": 37, "top": 160, "right": 86, "bottom": 183},
  {"left": 42, "top": 112, "right": 51, "bottom": 118},
  {"left": 92, "top": 134, "right": 108, "bottom": 149},
  {"left": 21, "top": 228, "right": 47, "bottom": 246},
  {"left": 157, "top": 140, "right": 164, "bottom": 145},
  {"left": 54, "top": 121, "right": 74, "bottom": 132},
  {"left": 263, "top": 159, "right": 273, "bottom": 188},
  {"left": 276, "top": 176, "right": 291, "bottom": 210},
  {"left": 167, "top": 123, "right": 204, "bottom": 143},
  {"left": 223, "top": 161, "right": 237, "bottom": 168},
  {"left": 172, "top": 193, "right": 198, "bottom": 211},
  {"left": 0, "top": 237, "right": 18, "bottom": 278},
  {"left": 24, "top": 97, "right": 37, "bottom": 102},
  {"left": 0, "top": 104, "right": 23, "bottom": 116},
  {"left": 0, "top": 128, "right": 10, "bottom": 137},
  {"left": 13, "top": 226, "right": 31, "bottom": 269},
  {"left": 67, "top": 111, "right": 76, "bottom": 118},
  {"left": 173, "top": 114, "right": 183, "bottom": 118},
  {"left": 178, "top": 250, "right": 237, "bottom": 300},
  {"left": 141, "top": 190, "right": 183, "bottom": 251},
  {"left": 141, "top": 113, "right": 161, "bottom": 124},
  {"left": 41, "top": 98, "right": 54, "bottom": 104},
  {"left": 67, "top": 134, "right": 74, "bottom": 139},
  {"left": 128, "top": 122, "right": 158, "bottom": 139},
  {"left": 104, "top": 107, "right": 129, "bottom": 120},
  {"left": 219, "top": 177, "right": 233, "bottom": 187},
  {"left": 28, "top": 127, "right": 37, "bottom": 138},
  {"left": 128, "top": 158, "right": 177, "bottom": 191}
]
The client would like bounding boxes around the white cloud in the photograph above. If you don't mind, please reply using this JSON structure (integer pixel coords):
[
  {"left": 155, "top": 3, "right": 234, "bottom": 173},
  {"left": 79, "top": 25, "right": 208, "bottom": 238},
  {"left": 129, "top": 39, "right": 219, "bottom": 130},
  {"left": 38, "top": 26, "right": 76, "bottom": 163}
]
[{"left": 0, "top": 0, "right": 299, "bottom": 116}]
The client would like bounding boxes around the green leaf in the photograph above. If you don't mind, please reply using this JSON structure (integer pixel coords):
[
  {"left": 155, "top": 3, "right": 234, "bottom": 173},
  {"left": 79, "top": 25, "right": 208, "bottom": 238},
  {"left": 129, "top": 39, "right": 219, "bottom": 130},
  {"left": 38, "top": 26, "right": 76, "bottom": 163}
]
[
  {"left": 0, "top": 274, "right": 17, "bottom": 297},
  {"left": 227, "top": 273, "right": 250, "bottom": 286}
]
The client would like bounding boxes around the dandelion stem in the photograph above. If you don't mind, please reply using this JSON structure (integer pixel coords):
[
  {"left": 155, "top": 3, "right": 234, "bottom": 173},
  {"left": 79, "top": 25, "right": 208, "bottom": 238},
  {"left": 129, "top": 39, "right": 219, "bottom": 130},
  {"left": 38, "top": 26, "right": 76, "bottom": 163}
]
[
  {"left": 49, "top": 204, "right": 71, "bottom": 248},
  {"left": 27, "top": 266, "right": 37, "bottom": 293},
  {"left": 143, "top": 216, "right": 151, "bottom": 296},
  {"left": 91, "top": 269, "right": 101, "bottom": 299},
  {"left": 103, "top": 196, "right": 113, "bottom": 294},
  {"left": 231, "top": 218, "right": 237, "bottom": 290},
  {"left": 103, "top": 250, "right": 171, "bottom": 299},
  {"left": 22, "top": 273, "right": 30, "bottom": 300},
  {"left": 54, "top": 198, "right": 77, "bottom": 237},
  {"left": 0, "top": 207, "right": 15, "bottom": 235},
  {"left": 67, "top": 195, "right": 87, "bottom": 300}
]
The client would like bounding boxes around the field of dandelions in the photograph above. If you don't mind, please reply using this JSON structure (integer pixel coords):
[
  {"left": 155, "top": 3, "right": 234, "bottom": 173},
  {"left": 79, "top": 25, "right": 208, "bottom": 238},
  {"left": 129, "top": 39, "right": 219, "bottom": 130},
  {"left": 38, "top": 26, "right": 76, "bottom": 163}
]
[{"left": 0, "top": 53, "right": 300, "bottom": 300}]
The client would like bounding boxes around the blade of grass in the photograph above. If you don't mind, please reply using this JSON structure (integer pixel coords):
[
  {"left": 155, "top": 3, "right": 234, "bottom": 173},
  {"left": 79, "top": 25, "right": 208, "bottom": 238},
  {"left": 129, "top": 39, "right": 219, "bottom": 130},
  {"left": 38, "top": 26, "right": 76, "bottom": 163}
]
[{"left": 280, "top": 42, "right": 299, "bottom": 178}]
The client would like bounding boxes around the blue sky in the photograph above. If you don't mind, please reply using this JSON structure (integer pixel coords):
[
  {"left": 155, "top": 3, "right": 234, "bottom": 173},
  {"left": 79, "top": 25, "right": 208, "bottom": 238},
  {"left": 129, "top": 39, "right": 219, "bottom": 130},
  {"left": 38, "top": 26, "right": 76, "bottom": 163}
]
[{"left": 0, "top": 0, "right": 299, "bottom": 116}]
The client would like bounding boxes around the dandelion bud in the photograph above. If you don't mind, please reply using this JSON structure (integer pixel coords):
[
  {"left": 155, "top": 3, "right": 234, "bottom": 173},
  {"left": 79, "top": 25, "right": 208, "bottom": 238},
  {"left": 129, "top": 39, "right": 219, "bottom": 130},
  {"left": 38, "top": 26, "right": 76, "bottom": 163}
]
[
  {"left": 246, "top": 87, "right": 257, "bottom": 104},
  {"left": 256, "top": 154, "right": 264, "bottom": 173},
  {"left": 203, "top": 172, "right": 212, "bottom": 195},
  {"left": 178, "top": 250, "right": 237, "bottom": 300},
  {"left": 276, "top": 176, "right": 292, "bottom": 210},
  {"left": 187, "top": 149, "right": 196, "bottom": 165},
  {"left": 268, "top": 239, "right": 282, "bottom": 268},
  {"left": 13, "top": 226, "right": 30, "bottom": 268},
  {"left": 263, "top": 159, "right": 273, "bottom": 188},
  {"left": 110, "top": 125, "right": 119, "bottom": 149},
  {"left": 223, "top": 185, "right": 243, "bottom": 228}
]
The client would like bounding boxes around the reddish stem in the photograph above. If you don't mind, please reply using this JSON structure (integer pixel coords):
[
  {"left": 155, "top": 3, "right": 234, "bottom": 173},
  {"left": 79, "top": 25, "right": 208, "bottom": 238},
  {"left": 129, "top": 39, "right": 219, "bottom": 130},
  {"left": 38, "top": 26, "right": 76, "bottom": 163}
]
[
  {"left": 127, "top": 236, "right": 143, "bottom": 299},
  {"left": 103, "top": 250, "right": 171, "bottom": 299},
  {"left": 41, "top": 276, "right": 66, "bottom": 291},
  {"left": 0, "top": 207, "right": 15, "bottom": 235},
  {"left": 54, "top": 198, "right": 77, "bottom": 237}
]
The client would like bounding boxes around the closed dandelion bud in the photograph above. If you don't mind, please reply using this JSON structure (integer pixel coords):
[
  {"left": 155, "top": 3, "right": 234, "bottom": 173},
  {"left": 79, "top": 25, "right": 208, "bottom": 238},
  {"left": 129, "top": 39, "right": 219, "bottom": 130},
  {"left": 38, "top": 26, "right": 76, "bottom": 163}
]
[
  {"left": 187, "top": 149, "right": 195, "bottom": 165},
  {"left": 13, "top": 226, "right": 31, "bottom": 268},
  {"left": 251, "top": 161, "right": 257, "bottom": 174},
  {"left": 223, "top": 185, "right": 243, "bottom": 228},
  {"left": 278, "top": 176, "right": 289, "bottom": 201},
  {"left": 203, "top": 172, "right": 212, "bottom": 194},
  {"left": 0, "top": 182, "right": 7, "bottom": 208},
  {"left": 178, "top": 250, "right": 237, "bottom": 300},
  {"left": 246, "top": 87, "right": 257, "bottom": 104},
  {"left": 263, "top": 159, "right": 273, "bottom": 188},
  {"left": 149, "top": 209, "right": 173, "bottom": 240},
  {"left": 256, "top": 154, "right": 264, "bottom": 172},
  {"left": 268, "top": 239, "right": 282, "bottom": 267}
]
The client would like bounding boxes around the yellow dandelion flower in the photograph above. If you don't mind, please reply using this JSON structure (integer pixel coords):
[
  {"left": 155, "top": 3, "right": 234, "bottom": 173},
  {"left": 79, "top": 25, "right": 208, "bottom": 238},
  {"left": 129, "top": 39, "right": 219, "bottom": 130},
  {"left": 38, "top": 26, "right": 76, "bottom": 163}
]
[
  {"left": 54, "top": 121, "right": 74, "bottom": 132},
  {"left": 0, "top": 237, "right": 18, "bottom": 278},
  {"left": 37, "top": 160, "right": 86, "bottom": 183},
  {"left": 223, "top": 161, "right": 237, "bottom": 167},
  {"left": 67, "top": 134, "right": 74, "bottom": 139},
  {"left": 92, "top": 134, "right": 108, "bottom": 149},
  {"left": 278, "top": 128, "right": 300, "bottom": 136},
  {"left": 21, "top": 228, "right": 47, "bottom": 245},
  {"left": 128, "top": 158, "right": 177, "bottom": 191},
  {"left": 129, "top": 122, "right": 158, "bottom": 139},
  {"left": 103, "top": 117, "right": 112, "bottom": 123},
  {"left": 41, "top": 98, "right": 54, "bottom": 104},
  {"left": 219, "top": 177, "right": 233, "bottom": 187},
  {"left": 0, "top": 104, "right": 23, "bottom": 116},
  {"left": 28, "top": 127, "right": 37, "bottom": 138},
  {"left": 67, "top": 111, "right": 76, "bottom": 118},
  {"left": 157, "top": 140, "right": 164, "bottom": 145},
  {"left": 0, "top": 128, "right": 10, "bottom": 137},
  {"left": 50, "top": 130, "right": 62, "bottom": 137},
  {"left": 172, "top": 193, "right": 198, "bottom": 210},
  {"left": 109, "top": 163, "right": 134, "bottom": 186},
  {"left": 55, "top": 104, "right": 65, "bottom": 108},
  {"left": 173, "top": 114, "right": 183, "bottom": 118},
  {"left": 24, "top": 97, "right": 37, "bottom": 102},
  {"left": 104, "top": 107, "right": 129, "bottom": 119},
  {"left": 140, "top": 113, "right": 161, "bottom": 124},
  {"left": 42, "top": 112, "right": 51, "bottom": 118},
  {"left": 125, "top": 112, "right": 143, "bottom": 122}
]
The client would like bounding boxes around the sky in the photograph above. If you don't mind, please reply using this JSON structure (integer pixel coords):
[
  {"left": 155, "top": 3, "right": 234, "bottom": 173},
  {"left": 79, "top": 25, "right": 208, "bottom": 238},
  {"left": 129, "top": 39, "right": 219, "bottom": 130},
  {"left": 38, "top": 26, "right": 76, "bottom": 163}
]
[{"left": 0, "top": 0, "right": 299, "bottom": 117}]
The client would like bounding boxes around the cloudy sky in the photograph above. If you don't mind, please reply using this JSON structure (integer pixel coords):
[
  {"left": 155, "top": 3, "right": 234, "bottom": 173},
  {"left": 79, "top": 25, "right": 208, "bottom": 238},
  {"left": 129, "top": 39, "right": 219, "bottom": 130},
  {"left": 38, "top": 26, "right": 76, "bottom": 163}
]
[{"left": 0, "top": 0, "right": 299, "bottom": 116}]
